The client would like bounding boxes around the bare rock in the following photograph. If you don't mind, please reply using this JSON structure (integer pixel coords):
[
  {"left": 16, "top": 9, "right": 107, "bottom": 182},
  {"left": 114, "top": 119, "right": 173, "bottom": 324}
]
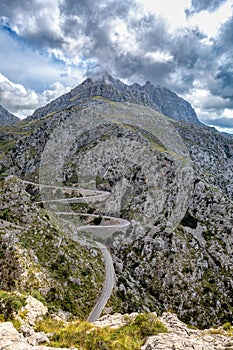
[
  {"left": 0, "top": 105, "right": 19, "bottom": 126},
  {"left": 0, "top": 322, "right": 22, "bottom": 345},
  {"left": 26, "top": 332, "right": 50, "bottom": 346},
  {"left": 21, "top": 295, "right": 48, "bottom": 326},
  {"left": 18, "top": 324, "right": 34, "bottom": 336},
  {"left": 141, "top": 313, "right": 232, "bottom": 350},
  {"left": 0, "top": 321, "right": 78, "bottom": 350},
  {"left": 92, "top": 312, "right": 140, "bottom": 328}
]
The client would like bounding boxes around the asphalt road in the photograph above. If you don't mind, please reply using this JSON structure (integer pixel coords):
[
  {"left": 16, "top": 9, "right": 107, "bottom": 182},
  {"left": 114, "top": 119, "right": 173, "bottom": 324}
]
[
  {"left": 21, "top": 178, "right": 130, "bottom": 322},
  {"left": 87, "top": 242, "right": 115, "bottom": 322}
]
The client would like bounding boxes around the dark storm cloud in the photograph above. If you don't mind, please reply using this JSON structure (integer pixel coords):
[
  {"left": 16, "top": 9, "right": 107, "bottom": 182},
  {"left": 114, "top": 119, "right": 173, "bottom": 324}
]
[
  {"left": 202, "top": 117, "right": 233, "bottom": 128},
  {"left": 60, "top": 0, "right": 132, "bottom": 18},
  {"left": 0, "top": 0, "right": 63, "bottom": 48},
  {"left": 110, "top": 51, "right": 175, "bottom": 85},
  {"left": 186, "top": 0, "right": 228, "bottom": 15},
  {"left": 0, "top": 0, "right": 230, "bottom": 91},
  {"left": 0, "top": 0, "right": 233, "bottom": 128},
  {"left": 83, "top": 12, "right": 176, "bottom": 86},
  {"left": 212, "top": 64, "right": 233, "bottom": 99},
  {"left": 0, "top": 0, "right": 216, "bottom": 92},
  {"left": 171, "top": 28, "right": 206, "bottom": 69},
  {"left": 203, "top": 95, "right": 233, "bottom": 112},
  {"left": 0, "top": 0, "right": 32, "bottom": 16},
  {"left": 210, "top": 17, "right": 233, "bottom": 101},
  {"left": 215, "top": 16, "right": 233, "bottom": 53},
  {"left": 59, "top": 0, "right": 177, "bottom": 85},
  {"left": 60, "top": 0, "right": 132, "bottom": 36}
]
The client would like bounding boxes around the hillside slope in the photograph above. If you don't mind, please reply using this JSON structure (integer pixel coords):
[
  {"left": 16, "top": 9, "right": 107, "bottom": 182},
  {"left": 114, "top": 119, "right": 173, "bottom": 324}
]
[{"left": 0, "top": 176, "right": 105, "bottom": 319}]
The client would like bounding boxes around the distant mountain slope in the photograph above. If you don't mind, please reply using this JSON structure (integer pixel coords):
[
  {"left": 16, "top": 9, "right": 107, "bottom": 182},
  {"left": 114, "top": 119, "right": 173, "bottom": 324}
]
[
  {"left": 29, "top": 72, "right": 200, "bottom": 125},
  {"left": 143, "top": 81, "right": 200, "bottom": 124},
  {"left": 0, "top": 105, "right": 19, "bottom": 126}
]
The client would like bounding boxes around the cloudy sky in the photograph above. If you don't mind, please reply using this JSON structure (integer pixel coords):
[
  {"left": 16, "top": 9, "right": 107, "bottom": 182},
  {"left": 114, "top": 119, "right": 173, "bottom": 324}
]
[{"left": 0, "top": 0, "right": 233, "bottom": 133}]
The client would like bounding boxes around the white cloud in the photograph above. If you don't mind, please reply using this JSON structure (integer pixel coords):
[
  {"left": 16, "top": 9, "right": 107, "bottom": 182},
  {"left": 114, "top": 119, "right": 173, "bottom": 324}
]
[
  {"left": 222, "top": 108, "right": 233, "bottom": 118},
  {"left": 145, "top": 51, "right": 173, "bottom": 63},
  {"left": 0, "top": 73, "right": 70, "bottom": 118},
  {"left": 207, "top": 125, "right": 233, "bottom": 134},
  {"left": 109, "top": 18, "right": 139, "bottom": 54},
  {"left": 136, "top": 0, "right": 191, "bottom": 30},
  {"left": 8, "top": 0, "right": 64, "bottom": 46},
  {"left": 187, "top": 1, "right": 232, "bottom": 38}
]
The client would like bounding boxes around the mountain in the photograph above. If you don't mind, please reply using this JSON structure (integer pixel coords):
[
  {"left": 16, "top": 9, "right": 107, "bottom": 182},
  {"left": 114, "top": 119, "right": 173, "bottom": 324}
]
[
  {"left": 0, "top": 105, "right": 19, "bottom": 126},
  {"left": 143, "top": 81, "right": 200, "bottom": 124},
  {"left": 29, "top": 72, "right": 200, "bottom": 125},
  {"left": 0, "top": 73, "right": 232, "bottom": 333}
]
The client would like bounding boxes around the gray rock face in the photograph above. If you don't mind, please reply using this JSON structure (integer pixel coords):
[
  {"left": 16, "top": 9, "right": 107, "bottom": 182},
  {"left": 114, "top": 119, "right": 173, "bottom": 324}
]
[
  {"left": 0, "top": 312, "right": 232, "bottom": 350},
  {"left": 143, "top": 81, "right": 200, "bottom": 125},
  {"left": 173, "top": 121, "right": 233, "bottom": 198},
  {"left": 29, "top": 72, "right": 200, "bottom": 125},
  {"left": 29, "top": 72, "right": 158, "bottom": 120},
  {"left": 0, "top": 322, "right": 77, "bottom": 350},
  {"left": 142, "top": 313, "right": 233, "bottom": 350},
  {"left": 0, "top": 105, "right": 19, "bottom": 126},
  {"left": 20, "top": 295, "right": 48, "bottom": 326}
]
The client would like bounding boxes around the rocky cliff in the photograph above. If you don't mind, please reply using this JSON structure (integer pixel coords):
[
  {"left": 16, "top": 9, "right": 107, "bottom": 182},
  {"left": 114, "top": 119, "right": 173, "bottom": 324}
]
[
  {"left": 0, "top": 105, "right": 19, "bottom": 126},
  {"left": 143, "top": 81, "right": 200, "bottom": 124}
]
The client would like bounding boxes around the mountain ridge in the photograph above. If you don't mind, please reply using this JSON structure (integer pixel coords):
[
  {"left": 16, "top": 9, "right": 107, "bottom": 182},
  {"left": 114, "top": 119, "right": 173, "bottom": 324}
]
[
  {"left": 29, "top": 73, "right": 200, "bottom": 126},
  {"left": 0, "top": 105, "right": 19, "bottom": 127}
]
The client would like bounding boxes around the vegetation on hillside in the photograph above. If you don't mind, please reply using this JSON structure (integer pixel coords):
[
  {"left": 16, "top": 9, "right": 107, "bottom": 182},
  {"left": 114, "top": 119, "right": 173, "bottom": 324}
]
[{"left": 35, "top": 313, "right": 168, "bottom": 350}]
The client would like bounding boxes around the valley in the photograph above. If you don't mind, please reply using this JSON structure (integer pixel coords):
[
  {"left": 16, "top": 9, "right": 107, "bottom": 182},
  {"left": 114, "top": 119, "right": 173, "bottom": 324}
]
[{"left": 0, "top": 73, "right": 232, "bottom": 349}]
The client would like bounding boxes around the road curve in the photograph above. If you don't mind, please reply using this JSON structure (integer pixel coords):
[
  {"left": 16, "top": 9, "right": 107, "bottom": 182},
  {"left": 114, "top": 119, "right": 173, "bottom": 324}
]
[
  {"left": 21, "top": 178, "right": 130, "bottom": 322},
  {"left": 87, "top": 242, "right": 115, "bottom": 322}
]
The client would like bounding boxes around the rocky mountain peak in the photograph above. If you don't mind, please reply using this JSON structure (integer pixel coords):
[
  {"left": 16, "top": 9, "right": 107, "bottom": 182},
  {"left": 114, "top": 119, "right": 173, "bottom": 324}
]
[
  {"left": 142, "top": 82, "right": 200, "bottom": 125},
  {"left": 29, "top": 72, "right": 200, "bottom": 126},
  {"left": 0, "top": 105, "right": 19, "bottom": 126},
  {"left": 79, "top": 71, "right": 127, "bottom": 91}
]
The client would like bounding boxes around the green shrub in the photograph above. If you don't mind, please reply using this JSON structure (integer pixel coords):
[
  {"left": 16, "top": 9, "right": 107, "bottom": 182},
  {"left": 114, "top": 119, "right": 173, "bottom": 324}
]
[
  {"left": 93, "top": 216, "right": 102, "bottom": 225},
  {"left": 0, "top": 209, "right": 9, "bottom": 220},
  {"left": 223, "top": 322, "right": 232, "bottom": 331},
  {"left": 30, "top": 290, "right": 47, "bottom": 305},
  {"left": 180, "top": 212, "right": 198, "bottom": 229},
  {"left": 36, "top": 313, "right": 167, "bottom": 350},
  {"left": 0, "top": 291, "right": 26, "bottom": 321}
]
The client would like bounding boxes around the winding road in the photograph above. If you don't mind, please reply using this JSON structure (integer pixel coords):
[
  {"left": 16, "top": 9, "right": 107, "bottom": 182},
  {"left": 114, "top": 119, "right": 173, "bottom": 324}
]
[
  {"left": 87, "top": 242, "right": 116, "bottom": 322},
  {"left": 22, "top": 179, "right": 130, "bottom": 322}
]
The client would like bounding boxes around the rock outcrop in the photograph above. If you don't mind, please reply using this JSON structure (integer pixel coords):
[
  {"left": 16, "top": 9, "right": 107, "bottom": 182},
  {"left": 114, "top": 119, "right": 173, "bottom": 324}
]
[
  {"left": 0, "top": 105, "right": 19, "bottom": 126},
  {"left": 0, "top": 176, "right": 105, "bottom": 320},
  {"left": 0, "top": 322, "right": 77, "bottom": 350},
  {"left": 19, "top": 296, "right": 48, "bottom": 326},
  {"left": 0, "top": 96, "right": 232, "bottom": 328},
  {"left": 142, "top": 313, "right": 233, "bottom": 350},
  {"left": 0, "top": 295, "right": 77, "bottom": 350},
  {"left": 143, "top": 81, "right": 200, "bottom": 124}
]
